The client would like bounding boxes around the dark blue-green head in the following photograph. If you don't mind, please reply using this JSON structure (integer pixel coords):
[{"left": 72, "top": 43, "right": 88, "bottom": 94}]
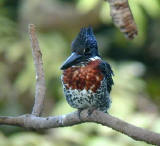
[{"left": 61, "top": 27, "right": 100, "bottom": 70}]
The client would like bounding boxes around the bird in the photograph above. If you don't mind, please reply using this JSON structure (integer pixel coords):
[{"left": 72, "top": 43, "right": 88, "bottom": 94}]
[{"left": 60, "top": 27, "right": 114, "bottom": 115}]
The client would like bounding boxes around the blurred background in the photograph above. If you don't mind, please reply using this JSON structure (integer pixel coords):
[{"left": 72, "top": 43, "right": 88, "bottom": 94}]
[{"left": 0, "top": 0, "right": 160, "bottom": 145}]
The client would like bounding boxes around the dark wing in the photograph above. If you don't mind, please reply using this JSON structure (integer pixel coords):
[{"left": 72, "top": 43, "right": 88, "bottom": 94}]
[{"left": 99, "top": 61, "right": 114, "bottom": 93}]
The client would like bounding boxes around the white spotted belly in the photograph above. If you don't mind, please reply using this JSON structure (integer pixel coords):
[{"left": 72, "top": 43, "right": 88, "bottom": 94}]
[{"left": 62, "top": 79, "right": 111, "bottom": 112}]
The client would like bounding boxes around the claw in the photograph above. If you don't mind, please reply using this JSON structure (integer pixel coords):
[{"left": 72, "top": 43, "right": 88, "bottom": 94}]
[{"left": 77, "top": 109, "right": 83, "bottom": 120}]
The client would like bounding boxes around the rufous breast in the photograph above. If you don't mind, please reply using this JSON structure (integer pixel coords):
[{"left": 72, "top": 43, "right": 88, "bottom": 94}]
[{"left": 62, "top": 60, "right": 104, "bottom": 92}]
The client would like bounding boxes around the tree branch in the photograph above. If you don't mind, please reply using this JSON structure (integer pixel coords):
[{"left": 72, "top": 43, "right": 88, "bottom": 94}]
[
  {"left": 0, "top": 110, "right": 160, "bottom": 145},
  {"left": 29, "top": 24, "right": 46, "bottom": 116},
  {"left": 0, "top": 24, "right": 159, "bottom": 146},
  {"left": 107, "top": 0, "right": 138, "bottom": 39}
]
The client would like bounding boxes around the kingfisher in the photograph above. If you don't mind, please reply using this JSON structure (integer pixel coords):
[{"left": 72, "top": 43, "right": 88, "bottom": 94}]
[{"left": 60, "top": 27, "right": 114, "bottom": 115}]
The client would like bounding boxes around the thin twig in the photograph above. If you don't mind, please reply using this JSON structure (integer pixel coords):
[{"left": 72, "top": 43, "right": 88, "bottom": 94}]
[
  {"left": 29, "top": 24, "right": 46, "bottom": 116},
  {"left": 0, "top": 110, "right": 160, "bottom": 145}
]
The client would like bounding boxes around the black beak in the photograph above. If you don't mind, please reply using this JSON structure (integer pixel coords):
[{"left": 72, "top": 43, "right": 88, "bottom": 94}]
[{"left": 60, "top": 52, "right": 82, "bottom": 70}]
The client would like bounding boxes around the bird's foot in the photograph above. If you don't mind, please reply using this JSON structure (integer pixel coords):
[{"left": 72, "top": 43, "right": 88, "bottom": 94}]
[
  {"left": 87, "top": 107, "right": 96, "bottom": 117},
  {"left": 77, "top": 107, "right": 97, "bottom": 119},
  {"left": 77, "top": 108, "right": 83, "bottom": 120}
]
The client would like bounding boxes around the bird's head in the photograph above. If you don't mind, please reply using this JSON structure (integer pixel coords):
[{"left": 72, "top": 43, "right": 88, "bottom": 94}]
[{"left": 60, "top": 27, "right": 100, "bottom": 70}]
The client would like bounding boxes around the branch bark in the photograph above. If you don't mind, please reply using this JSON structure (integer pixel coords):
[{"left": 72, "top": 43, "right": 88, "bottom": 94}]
[
  {"left": 107, "top": 0, "right": 138, "bottom": 39},
  {"left": 0, "top": 110, "right": 160, "bottom": 145},
  {"left": 29, "top": 24, "right": 46, "bottom": 116},
  {"left": 0, "top": 24, "right": 159, "bottom": 146}
]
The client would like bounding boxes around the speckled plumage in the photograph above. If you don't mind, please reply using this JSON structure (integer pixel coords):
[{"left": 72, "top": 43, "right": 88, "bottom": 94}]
[
  {"left": 60, "top": 27, "right": 114, "bottom": 113},
  {"left": 62, "top": 76, "right": 111, "bottom": 112}
]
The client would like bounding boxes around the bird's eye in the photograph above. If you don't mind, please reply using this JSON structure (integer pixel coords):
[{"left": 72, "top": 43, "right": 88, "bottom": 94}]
[{"left": 84, "top": 48, "right": 90, "bottom": 54}]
